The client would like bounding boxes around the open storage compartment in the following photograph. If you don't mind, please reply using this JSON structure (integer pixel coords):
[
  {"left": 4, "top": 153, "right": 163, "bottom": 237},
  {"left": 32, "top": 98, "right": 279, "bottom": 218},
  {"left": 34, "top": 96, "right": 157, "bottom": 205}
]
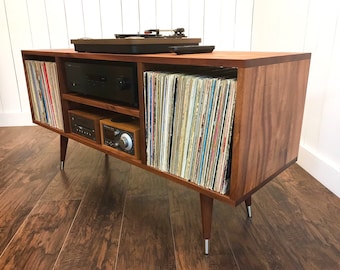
[{"left": 22, "top": 49, "right": 311, "bottom": 254}]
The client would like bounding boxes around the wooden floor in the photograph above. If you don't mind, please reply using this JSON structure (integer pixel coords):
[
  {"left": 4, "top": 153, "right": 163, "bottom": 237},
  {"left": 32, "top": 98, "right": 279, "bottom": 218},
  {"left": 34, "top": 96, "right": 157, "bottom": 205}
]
[{"left": 0, "top": 126, "right": 339, "bottom": 270}]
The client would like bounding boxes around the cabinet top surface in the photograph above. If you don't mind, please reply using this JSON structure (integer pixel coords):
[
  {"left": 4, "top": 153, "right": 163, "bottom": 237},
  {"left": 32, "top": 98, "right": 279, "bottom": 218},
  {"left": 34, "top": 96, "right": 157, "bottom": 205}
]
[{"left": 22, "top": 49, "right": 311, "bottom": 67}]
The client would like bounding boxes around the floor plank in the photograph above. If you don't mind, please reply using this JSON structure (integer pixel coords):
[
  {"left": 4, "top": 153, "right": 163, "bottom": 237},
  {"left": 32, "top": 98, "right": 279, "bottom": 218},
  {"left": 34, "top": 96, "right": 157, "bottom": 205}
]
[
  {"left": 40, "top": 144, "right": 105, "bottom": 201},
  {"left": 0, "top": 169, "right": 52, "bottom": 254},
  {"left": 168, "top": 181, "right": 238, "bottom": 270},
  {"left": 116, "top": 166, "right": 176, "bottom": 270},
  {"left": 0, "top": 128, "right": 61, "bottom": 255},
  {"left": 249, "top": 166, "right": 340, "bottom": 270},
  {"left": 0, "top": 126, "right": 54, "bottom": 163},
  {"left": 0, "top": 126, "right": 339, "bottom": 269},
  {"left": 0, "top": 200, "right": 80, "bottom": 269},
  {"left": 54, "top": 154, "right": 131, "bottom": 269}
]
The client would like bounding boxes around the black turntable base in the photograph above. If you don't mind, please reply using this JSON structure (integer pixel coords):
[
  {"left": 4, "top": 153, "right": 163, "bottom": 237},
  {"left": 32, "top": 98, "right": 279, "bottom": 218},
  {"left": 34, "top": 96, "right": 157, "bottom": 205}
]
[{"left": 71, "top": 37, "right": 201, "bottom": 54}]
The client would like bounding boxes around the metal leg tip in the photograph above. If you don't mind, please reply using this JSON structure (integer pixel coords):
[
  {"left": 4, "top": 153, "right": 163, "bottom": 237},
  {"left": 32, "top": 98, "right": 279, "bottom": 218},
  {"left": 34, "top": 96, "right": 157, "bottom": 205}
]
[
  {"left": 60, "top": 161, "right": 64, "bottom": 170},
  {"left": 247, "top": 206, "right": 252, "bottom": 218},
  {"left": 204, "top": 239, "right": 209, "bottom": 255}
]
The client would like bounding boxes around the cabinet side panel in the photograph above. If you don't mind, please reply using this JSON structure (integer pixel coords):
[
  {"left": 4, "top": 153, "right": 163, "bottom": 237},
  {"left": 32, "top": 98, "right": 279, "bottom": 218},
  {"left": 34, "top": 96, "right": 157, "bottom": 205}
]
[
  {"left": 137, "top": 62, "right": 147, "bottom": 164},
  {"left": 55, "top": 58, "right": 71, "bottom": 132},
  {"left": 230, "top": 59, "right": 310, "bottom": 202}
]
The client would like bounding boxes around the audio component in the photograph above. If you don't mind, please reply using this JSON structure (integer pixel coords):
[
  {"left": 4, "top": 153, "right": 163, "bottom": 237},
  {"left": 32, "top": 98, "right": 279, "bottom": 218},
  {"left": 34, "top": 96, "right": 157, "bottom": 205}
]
[
  {"left": 100, "top": 118, "right": 140, "bottom": 159},
  {"left": 64, "top": 59, "right": 138, "bottom": 108},
  {"left": 69, "top": 110, "right": 106, "bottom": 143},
  {"left": 71, "top": 28, "right": 201, "bottom": 54}
]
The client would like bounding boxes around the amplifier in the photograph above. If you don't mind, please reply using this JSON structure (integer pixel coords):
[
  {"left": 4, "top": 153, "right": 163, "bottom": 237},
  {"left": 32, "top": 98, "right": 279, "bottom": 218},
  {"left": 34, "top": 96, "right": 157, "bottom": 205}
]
[
  {"left": 69, "top": 110, "right": 106, "bottom": 143},
  {"left": 64, "top": 60, "right": 138, "bottom": 108},
  {"left": 100, "top": 118, "right": 140, "bottom": 159}
]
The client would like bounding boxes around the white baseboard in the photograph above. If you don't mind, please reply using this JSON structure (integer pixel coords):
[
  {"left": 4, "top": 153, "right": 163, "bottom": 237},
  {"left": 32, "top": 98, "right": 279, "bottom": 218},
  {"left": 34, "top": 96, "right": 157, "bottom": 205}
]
[
  {"left": 0, "top": 112, "right": 34, "bottom": 127},
  {"left": 298, "top": 144, "right": 340, "bottom": 198}
]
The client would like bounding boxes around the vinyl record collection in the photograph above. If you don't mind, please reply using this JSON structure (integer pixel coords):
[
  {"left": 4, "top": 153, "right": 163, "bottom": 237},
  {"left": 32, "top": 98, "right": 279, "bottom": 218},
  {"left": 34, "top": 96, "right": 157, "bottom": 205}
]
[
  {"left": 144, "top": 70, "right": 237, "bottom": 194},
  {"left": 25, "top": 60, "right": 64, "bottom": 130}
]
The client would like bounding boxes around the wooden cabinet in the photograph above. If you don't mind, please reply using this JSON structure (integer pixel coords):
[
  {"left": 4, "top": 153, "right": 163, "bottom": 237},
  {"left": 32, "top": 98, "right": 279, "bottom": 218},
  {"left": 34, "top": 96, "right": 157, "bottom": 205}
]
[{"left": 21, "top": 49, "right": 311, "bottom": 254}]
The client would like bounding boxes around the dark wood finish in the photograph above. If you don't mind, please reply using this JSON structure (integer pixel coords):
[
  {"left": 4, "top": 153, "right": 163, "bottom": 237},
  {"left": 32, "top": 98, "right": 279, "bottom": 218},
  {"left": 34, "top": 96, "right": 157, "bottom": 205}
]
[
  {"left": 66, "top": 132, "right": 143, "bottom": 166},
  {"left": 168, "top": 182, "right": 239, "bottom": 269},
  {"left": 21, "top": 49, "right": 311, "bottom": 253},
  {"left": 54, "top": 150, "right": 130, "bottom": 269},
  {"left": 60, "top": 135, "right": 68, "bottom": 167},
  {"left": 245, "top": 196, "right": 251, "bottom": 207},
  {"left": 200, "top": 194, "right": 214, "bottom": 241},
  {"left": 0, "top": 200, "right": 80, "bottom": 269},
  {"left": 137, "top": 62, "right": 147, "bottom": 164},
  {"left": 0, "top": 127, "right": 60, "bottom": 257},
  {"left": 1, "top": 126, "right": 340, "bottom": 269},
  {"left": 22, "top": 49, "right": 311, "bottom": 68},
  {"left": 133, "top": 161, "right": 235, "bottom": 204},
  {"left": 21, "top": 49, "right": 311, "bottom": 205},
  {"left": 200, "top": 193, "right": 214, "bottom": 255},
  {"left": 55, "top": 57, "right": 72, "bottom": 132},
  {"left": 62, "top": 93, "right": 140, "bottom": 118},
  {"left": 230, "top": 60, "right": 310, "bottom": 202},
  {"left": 116, "top": 166, "right": 176, "bottom": 269}
]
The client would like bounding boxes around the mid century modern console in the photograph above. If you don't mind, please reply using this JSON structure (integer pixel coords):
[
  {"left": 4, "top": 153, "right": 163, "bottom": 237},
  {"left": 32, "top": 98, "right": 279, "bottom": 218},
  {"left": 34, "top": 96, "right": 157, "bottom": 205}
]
[{"left": 21, "top": 49, "right": 311, "bottom": 254}]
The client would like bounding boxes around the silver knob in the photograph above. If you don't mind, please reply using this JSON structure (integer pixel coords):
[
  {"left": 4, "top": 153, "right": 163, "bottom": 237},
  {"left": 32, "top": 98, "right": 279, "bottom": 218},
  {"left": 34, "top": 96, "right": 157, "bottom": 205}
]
[{"left": 119, "top": 133, "right": 133, "bottom": 151}]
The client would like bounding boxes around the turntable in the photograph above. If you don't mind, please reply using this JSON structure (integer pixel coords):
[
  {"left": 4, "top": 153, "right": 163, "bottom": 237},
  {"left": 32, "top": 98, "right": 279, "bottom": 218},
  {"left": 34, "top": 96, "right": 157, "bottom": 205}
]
[{"left": 71, "top": 28, "right": 201, "bottom": 54}]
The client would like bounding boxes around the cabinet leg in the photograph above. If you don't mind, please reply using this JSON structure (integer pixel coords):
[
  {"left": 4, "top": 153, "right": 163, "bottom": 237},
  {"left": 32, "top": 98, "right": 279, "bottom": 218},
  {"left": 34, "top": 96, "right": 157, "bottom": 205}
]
[
  {"left": 245, "top": 196, "right": 252, "bottom": 218},
  {"left": 60, "top": 135, "right": 68, "bottom": 170},
  {"left": 200, "top": 193, "right": 214, "bottom": 255}
]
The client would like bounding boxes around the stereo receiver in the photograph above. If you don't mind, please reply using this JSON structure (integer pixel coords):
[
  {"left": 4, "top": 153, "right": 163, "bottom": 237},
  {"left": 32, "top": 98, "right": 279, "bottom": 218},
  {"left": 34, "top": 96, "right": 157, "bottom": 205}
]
[
  {"left": 69, "top": 110, "right": 107, "bottom": 143},
  {"left": 64, "top": 60, "right": 138, "bottom": 108},
  {"left": 100, "top": 118, "right": 140, "bottom": 159}
]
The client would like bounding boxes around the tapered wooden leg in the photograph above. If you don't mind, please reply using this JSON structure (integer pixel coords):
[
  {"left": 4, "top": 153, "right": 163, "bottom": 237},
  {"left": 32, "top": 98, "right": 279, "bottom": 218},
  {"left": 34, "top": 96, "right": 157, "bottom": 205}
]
[
  {"left": 60, "top": 135, "right": 68, "bottom": 170},
  {"left": 245, "top": 196, "right": 252, "bottom": 218},
  {"left": 200, "top": 193, "right": 214, "bottom": 255}
]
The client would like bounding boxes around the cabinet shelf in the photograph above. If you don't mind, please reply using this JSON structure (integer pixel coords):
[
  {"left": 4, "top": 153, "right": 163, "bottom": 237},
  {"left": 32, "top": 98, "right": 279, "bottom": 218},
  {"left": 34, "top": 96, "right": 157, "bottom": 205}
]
[
  {"left": 62, "top": 93, "right": 140, "bottom": 118},
  {"left": 66, "top": 131, "right": 234, "bottom": 204},
  {"left": 66, "top": 132, "right": 143, "bottom": 164},
  {"left": 33, "top": 120, "right": 65, "bottom": 135}
]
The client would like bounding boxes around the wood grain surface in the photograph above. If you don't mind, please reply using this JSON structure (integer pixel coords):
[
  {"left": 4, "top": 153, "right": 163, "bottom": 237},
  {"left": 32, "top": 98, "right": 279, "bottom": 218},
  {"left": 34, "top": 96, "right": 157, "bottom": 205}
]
[
  {"left": 0, "top": 126, "right": 339, "bottom": 269},
  {"left": 230, "top": 59, "right": 310, "bottom": 201}
]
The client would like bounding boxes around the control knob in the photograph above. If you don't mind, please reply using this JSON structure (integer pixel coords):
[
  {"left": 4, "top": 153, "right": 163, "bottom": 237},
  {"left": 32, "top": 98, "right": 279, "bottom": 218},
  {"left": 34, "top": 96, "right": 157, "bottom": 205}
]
[
  {"left": 113, "top": 129, "right": 120, "bottom": 137},
  {"left": 119, "top": 133, "right": 133, "bottom": 151},
  {"left": 117, "top": 77, "right": 130, "bottom": 90}
]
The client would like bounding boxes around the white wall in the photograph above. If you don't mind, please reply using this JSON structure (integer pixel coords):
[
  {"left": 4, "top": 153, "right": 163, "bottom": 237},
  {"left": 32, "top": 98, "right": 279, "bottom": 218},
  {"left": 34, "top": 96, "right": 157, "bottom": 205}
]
[
  {"left": 0, "top": 0, "right": 339, "bottom": 197},
  {"left": 251, "top": 0, "right": 340, "bottom": 197}
]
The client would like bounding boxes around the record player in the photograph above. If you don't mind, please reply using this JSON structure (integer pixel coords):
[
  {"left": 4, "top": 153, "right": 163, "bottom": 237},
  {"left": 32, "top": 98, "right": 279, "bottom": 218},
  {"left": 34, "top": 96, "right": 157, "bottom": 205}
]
[{"left": 71, "top": 28, "right": 201, "bottom": 54}]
